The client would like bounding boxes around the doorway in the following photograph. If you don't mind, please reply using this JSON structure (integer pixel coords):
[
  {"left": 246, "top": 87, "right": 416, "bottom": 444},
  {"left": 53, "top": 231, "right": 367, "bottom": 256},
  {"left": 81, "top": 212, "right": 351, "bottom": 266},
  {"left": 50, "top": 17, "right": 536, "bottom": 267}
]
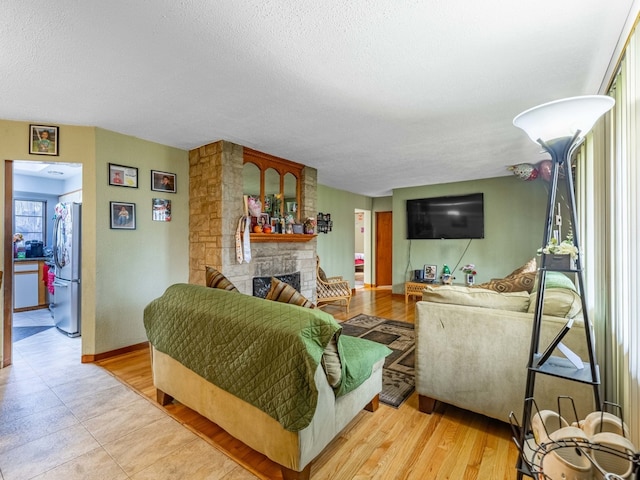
[
  {"left": 354, "top": 209, "right": 371, "bottom": 289},
  {"left": 4, "top": 159, "right": 83, "bottom": 367}
]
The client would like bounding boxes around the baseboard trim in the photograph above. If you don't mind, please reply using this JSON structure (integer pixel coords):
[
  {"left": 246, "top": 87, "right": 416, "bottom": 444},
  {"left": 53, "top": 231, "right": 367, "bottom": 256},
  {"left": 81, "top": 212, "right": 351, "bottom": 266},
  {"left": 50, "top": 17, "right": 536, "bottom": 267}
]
[{"left": 82, "top": 341, "right": 149, "bottom": 363}]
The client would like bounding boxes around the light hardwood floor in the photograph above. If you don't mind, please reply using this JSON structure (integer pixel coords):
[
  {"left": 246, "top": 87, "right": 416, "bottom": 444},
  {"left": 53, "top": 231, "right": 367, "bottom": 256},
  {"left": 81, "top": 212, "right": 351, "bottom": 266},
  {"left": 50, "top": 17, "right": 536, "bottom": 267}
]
[{"left": 97, "top": 287, "right": 521, "bottom": 480}]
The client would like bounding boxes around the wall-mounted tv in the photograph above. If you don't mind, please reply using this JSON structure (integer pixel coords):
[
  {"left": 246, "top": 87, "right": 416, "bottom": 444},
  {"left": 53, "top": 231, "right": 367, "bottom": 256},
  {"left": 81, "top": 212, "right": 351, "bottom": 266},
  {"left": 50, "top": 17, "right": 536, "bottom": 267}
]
[{"left": 406, "top": 193, "right": 484, "bottom": 239}]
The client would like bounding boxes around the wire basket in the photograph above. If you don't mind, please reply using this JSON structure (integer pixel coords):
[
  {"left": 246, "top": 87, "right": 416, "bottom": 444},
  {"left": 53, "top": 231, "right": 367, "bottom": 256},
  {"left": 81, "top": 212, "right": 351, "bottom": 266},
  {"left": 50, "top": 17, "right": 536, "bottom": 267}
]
[{"left": 510, "top": 398, "right": 640, "bottom": 479}]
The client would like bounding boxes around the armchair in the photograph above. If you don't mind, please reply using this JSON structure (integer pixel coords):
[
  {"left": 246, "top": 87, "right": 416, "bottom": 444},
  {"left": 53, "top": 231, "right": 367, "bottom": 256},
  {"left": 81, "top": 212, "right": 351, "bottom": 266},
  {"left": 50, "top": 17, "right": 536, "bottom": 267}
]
[{"left": 316, "top": 256, "right": 352, "bottom": 312}]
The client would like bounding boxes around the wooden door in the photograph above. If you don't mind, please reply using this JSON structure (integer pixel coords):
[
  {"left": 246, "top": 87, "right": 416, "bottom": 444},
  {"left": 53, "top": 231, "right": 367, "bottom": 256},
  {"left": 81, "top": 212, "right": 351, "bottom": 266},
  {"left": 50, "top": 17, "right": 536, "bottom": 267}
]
[{"left": 375, "top": 211, "right": 392, "bottom": 286}]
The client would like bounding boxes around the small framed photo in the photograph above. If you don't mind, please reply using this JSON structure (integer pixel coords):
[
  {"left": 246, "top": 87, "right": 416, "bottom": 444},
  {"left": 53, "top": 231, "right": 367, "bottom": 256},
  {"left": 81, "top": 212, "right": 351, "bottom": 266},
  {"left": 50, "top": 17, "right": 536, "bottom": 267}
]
[
  {"left": 151, "top": 170, "right": 176, "bottom": 193},
  {"left": 110, "top": 202, "right": 136, "bottom": 230},
  {"left": 424, "top": 264, "right": 438, "bottom": 282},
  {"left": 292, "top": 224, "right": 303, "bottom": 234},
  {"left": 29, "top": 125, "right": 59, "bottom": 156},
  {"left": 109, "top": 163, "right": 138, "bottom": 188},
  {"left": 152, "top": 198, "right": 171, "bottom": 222},
  {"left": 258, "top": 213, "right": 269, "bottom": 226}
]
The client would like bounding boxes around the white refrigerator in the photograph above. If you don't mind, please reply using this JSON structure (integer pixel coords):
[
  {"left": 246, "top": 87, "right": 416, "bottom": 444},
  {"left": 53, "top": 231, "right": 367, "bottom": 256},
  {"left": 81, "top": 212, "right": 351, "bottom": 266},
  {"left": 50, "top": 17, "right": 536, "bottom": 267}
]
[{"left": 53, "top": 202, "right": 81, "bottom": 337}]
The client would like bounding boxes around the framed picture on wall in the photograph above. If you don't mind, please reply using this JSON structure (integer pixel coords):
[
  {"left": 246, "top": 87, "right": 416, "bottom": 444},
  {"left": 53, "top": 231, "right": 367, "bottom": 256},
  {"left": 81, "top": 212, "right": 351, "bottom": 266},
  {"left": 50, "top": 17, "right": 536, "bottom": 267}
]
[
  {"left": 152, "top": 198, "right": 171, "bottom": 222},
  {"left": 109, "top": 163, "right": 138, "bottom": 188},
  {"left": 29, "top": 124, "right": 59, "bottom": 156},
  {"left": 151, "top": 170, "right": 176, "bottom": 193},
  {"left": 110, "top": 202, "right": 136, "bottom": 230}
]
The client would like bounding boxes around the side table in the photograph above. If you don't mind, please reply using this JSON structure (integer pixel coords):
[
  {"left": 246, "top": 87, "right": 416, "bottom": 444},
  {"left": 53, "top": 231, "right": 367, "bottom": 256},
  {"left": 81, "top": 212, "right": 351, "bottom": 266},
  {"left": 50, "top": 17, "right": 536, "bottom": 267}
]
[{"left": 405, "top": 281, "right": 432, "bottom": 303}]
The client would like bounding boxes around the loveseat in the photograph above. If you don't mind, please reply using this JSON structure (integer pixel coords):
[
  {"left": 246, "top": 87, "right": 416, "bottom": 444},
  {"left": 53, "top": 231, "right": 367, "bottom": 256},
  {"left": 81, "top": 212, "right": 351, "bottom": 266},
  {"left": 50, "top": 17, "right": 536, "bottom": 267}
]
[
  {"left": 415, "top": 281, "right": 596, "bottom": 424},
  {"left": 143, "top": 284, "right": 390, "bottom": 480}
]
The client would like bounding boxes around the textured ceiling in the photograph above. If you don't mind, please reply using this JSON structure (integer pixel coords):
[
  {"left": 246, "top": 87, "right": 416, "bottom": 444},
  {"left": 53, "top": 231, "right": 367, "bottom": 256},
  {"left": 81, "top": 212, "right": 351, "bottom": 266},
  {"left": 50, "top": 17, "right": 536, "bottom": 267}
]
[{"left": 1, "top": 1, "right": 638, "bottom": 196}]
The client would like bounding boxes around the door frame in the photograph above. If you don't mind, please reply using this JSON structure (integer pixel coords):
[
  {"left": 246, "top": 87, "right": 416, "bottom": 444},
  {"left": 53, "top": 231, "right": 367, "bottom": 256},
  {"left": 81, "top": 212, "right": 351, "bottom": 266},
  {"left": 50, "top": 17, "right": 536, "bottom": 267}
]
[{"left": 3, "top": 160, "right": 14, "bottom": 367}]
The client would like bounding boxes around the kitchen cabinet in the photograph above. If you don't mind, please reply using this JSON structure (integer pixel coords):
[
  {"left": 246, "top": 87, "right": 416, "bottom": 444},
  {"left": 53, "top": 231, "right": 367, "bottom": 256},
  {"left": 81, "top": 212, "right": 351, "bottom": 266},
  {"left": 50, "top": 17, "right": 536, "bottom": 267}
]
[{"left": 14, "top": 260, "right": 47, "bottom": 311}]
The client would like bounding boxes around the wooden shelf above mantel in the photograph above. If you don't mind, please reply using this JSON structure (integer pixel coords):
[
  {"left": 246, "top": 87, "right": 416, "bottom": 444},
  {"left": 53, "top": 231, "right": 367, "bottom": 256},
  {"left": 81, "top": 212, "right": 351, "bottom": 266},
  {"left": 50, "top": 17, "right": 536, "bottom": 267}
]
[{"left": 248, "top": 233, "right": 317, "bottom": 243}]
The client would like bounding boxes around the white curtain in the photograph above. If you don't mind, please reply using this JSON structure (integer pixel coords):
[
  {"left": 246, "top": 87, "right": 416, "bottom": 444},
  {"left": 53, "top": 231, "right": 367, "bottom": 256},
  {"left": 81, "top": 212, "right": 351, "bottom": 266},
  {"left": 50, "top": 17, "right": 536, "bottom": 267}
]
[{"left": 577, "top": 24, "right": 640, "bottom": 447}]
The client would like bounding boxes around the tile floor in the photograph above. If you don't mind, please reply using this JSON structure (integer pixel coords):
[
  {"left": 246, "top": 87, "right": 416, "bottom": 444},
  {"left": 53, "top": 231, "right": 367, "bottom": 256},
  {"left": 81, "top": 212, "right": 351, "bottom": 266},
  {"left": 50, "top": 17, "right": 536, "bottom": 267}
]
[{"left": 1, "top": 309, "right": 257, "bottom": 480}]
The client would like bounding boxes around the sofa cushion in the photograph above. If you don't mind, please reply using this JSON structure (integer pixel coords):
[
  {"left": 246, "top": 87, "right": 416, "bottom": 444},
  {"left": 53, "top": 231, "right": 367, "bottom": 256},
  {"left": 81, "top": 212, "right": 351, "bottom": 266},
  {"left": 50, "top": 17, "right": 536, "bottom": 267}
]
[
  {"left": 528, "top": 287, "right": 582, "bottom": 318},
  {"left": 205, "top": 266, "right": 238, "bottom": 292},
  {"left": 422, "top": 285, "right": 530, "bottom": 312},
  {"left": 265, "top": 277, "right": 315, "bottom": 308},
  {"left": 474, "top": 271, "right": 537, "bottom": 293}
]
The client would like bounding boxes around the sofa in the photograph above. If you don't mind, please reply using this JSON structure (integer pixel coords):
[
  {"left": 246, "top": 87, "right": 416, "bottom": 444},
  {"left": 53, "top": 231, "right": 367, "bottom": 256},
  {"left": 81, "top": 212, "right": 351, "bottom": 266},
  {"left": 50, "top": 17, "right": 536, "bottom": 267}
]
[
  {"left": 415, "top": 279, "right": 597, "bottom": 425},
  {"left": 143, "top": 284, "right": 390, "bottom": 480}
]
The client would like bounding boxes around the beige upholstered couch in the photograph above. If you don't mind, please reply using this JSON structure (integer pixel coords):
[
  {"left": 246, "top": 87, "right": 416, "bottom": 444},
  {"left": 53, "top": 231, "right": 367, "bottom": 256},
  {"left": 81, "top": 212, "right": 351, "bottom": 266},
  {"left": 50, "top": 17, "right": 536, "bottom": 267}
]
[
  {"left": 144, "top": 285, "right": 388, "bottom": 480},
  {"left": 415, "top": 283, "right": 597, "bottom": 424}
]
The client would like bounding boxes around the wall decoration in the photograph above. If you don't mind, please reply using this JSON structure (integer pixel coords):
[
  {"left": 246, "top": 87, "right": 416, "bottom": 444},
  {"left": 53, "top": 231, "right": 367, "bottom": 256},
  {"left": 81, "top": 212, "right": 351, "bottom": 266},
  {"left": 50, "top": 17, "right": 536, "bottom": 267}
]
[
  {"left": 109, "top": 163, "right": 138, "bottom": 188},
  {"left": 29, "top": 124, "right": 59, "bottom": 156},
  {"left": 110, "top": 201, "right": 136, "bottom": 230},
  {"left": 152, "top": 198, "right": 171, "bottom": 222},
  {"left": 151, "top": 170, "right": 176, "bottom": 193}
]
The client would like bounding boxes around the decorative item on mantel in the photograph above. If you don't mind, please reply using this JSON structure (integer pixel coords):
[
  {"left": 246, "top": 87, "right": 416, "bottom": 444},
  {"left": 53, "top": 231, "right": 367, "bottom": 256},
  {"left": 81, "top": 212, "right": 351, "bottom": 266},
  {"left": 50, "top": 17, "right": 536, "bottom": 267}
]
[
  {"left": 316, "top": 212, "right": 333, "bottom": 233},
  {"left": 303, "top": 217, "right": 316, "bottom": 234},
  {"left": 460, "top": 264, "right": 477, "bottom": 285}
]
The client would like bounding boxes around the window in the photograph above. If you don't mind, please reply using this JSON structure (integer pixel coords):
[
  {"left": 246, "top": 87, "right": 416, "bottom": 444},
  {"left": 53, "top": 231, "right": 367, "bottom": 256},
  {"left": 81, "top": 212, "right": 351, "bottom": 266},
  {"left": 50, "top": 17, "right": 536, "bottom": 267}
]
[{"left": 14, "top": 200, "right": 46, "bottom": 243}]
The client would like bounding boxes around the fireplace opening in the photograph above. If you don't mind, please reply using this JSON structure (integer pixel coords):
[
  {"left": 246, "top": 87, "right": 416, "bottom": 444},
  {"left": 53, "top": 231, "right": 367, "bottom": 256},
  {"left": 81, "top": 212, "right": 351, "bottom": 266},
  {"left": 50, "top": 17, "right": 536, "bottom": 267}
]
[{"left": 252, "top": 272, "right": 301, "bottom": 298}]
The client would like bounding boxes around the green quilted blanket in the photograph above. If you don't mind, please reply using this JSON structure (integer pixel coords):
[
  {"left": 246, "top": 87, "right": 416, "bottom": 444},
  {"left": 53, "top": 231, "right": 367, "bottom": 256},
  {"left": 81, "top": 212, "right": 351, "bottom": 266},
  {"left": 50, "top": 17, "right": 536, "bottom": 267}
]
[{"left": 143, "top": 284, "right": 390, "bottom": 431}]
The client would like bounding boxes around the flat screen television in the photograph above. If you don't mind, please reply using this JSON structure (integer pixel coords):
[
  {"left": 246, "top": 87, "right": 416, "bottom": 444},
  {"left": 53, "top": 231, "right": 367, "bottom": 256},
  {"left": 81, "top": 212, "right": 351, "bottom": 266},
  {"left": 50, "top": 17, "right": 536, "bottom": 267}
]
[{"left": 406, "top": 193, "right": 484, "bottom": 239}]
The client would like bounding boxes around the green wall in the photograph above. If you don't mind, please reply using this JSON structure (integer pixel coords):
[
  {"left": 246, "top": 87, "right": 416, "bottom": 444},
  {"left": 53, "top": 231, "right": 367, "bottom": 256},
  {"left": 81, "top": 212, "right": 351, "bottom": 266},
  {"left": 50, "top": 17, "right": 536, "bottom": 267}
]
[
  {"left": 317, "top": 176, "right": 548, "bottom": 295},
  {"left": 316, "top": 185, "right": 372, "bottom": 285},
  {"left": 94, "top": 129, "right": 189, "bottom": 353},
  {"left": 392, "top": 176, "right": 548, "bottom": 292},
  {"left": 0, "top": 120, "right": 189, "bottom": 362}
]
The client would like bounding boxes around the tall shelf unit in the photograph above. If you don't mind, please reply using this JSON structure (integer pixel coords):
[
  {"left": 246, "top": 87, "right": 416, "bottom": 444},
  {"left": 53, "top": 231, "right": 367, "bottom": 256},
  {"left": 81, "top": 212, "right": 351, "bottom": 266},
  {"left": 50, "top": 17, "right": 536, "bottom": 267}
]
[{"left": 511, "top": 96, "right": 615, "bottom": 478}]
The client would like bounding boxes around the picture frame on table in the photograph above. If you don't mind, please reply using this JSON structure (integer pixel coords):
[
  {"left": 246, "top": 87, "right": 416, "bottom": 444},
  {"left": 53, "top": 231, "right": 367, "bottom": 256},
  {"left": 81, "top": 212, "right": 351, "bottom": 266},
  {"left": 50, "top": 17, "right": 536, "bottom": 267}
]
[
  {"left": 424, "top": 264, "right": 438, "bottom": 282},
  {"left": 29, "top": 124, "right": 59, "bottom": 156},
  {"left": 110, "top": 201, "right": 136, "bottom": 230},
  {"left": 109, "top": 163, "right": 138, "bottom": 188},
  {"left": 151, "top": 170, "right": 176, "bottom": 193}
]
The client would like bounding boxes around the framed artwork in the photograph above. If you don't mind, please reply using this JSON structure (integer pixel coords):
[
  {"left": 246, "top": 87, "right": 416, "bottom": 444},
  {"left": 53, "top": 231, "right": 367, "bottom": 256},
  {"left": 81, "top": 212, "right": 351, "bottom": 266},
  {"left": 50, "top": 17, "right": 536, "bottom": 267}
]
[
  {"left": 29, "top": 125, "right": 59, "bottom": 156},
  {"left": 152, "top": 198, "right": 171, "bottom": 222},
  {"left": 110, "top": 202, "right": 136, "bottom": 230},
  {"left": 109, "top": 163, "right": 138, "bottom": 188},
  {"left": 151, "top": 170, "right": 176, "bottom": 193},
  {"left": 424, "top": 264, "right": 438, "bottom": 282}
]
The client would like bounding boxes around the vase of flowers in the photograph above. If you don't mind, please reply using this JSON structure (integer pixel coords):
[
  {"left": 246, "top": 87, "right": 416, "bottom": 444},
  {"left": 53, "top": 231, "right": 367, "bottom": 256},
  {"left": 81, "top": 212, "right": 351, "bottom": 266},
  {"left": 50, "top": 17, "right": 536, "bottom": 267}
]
[
  {"left": 460, "top": 264, "right": 477, "bottom": 286},
  {"left": 537, "top": 233, "right": 578, "bottom": 269}
]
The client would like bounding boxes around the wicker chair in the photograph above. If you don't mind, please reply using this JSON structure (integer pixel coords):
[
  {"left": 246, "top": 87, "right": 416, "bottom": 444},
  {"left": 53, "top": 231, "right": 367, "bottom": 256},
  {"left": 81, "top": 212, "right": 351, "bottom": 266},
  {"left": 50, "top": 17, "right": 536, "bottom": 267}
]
[{"left": 316, "top": 256, "right": 352, "bottom": 312}]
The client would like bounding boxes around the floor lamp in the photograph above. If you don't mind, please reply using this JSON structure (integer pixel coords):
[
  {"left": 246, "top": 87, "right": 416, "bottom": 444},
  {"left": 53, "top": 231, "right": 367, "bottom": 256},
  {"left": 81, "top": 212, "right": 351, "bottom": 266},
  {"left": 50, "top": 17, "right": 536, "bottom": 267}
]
[{"left": 512, "top": 95, "right": 615, "bottom": 478}]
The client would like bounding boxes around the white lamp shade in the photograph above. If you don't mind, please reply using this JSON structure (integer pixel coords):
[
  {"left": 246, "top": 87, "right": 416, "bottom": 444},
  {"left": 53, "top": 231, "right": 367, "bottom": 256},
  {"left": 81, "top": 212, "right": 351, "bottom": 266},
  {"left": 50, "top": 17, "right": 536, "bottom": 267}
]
[{"left": 513, "top": 95, "right": 615, "bottom": 144}]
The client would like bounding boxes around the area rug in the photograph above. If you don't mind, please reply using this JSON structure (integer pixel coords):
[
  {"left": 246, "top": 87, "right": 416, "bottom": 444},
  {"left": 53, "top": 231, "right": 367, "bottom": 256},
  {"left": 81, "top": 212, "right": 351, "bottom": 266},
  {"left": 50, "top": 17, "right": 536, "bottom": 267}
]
[
  {"left": 340, "top": 314, "right": 415, "bottom": 408},
  {"left": 12, "top": 326, "right": 54, "bottom": 342}
]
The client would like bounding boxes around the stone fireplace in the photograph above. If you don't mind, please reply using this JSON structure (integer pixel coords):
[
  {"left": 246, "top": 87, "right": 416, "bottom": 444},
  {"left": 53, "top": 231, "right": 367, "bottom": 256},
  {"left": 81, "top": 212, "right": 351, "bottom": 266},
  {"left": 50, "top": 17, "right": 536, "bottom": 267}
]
[{"left": 188, "top": 140, "right": 318, "bottom": 300}]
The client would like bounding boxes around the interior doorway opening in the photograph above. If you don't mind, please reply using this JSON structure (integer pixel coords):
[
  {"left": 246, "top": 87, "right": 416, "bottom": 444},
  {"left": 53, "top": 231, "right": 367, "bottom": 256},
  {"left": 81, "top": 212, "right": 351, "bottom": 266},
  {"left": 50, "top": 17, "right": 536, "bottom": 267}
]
[{"left": 354, "top": 209, "right": 371, "bottom": 288}]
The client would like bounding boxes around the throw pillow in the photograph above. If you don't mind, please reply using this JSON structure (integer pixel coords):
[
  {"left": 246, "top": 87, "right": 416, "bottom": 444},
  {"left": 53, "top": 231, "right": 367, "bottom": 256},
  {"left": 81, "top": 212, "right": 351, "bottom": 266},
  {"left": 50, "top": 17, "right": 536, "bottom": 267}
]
[
  {"left": 265, "top": 277, "right": 315, "bottom": 308},
  {"left": 321, "top": 335, "right": 342, "bottom": 388},
  {"left": 318, "top": 267, "right": 328, "bottom": 283},
  {"left": 528, "top": 288, "right": 582, "bottom": 319},
  {"left": 531, "top": 271, "right": 578, "bottom": 293},
  {"left": 205, "top": 266, "right": 239, "bottom": 292},
  {"left": 507, "top": 257, "right": 537, "bottom": 277},
  {"left": 423, "top": 285, "right": 530, "bottom": 312},
  {"left": 474, "top": 271, "right": 537, "bottom": 293}
]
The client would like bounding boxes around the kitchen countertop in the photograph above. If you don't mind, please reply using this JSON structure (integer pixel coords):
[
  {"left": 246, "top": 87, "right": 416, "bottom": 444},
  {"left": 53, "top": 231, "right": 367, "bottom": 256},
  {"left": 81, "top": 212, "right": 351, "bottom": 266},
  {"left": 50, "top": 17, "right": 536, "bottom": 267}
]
[{"left": 14, "top": 257, "right": 52, "bottom": 262}]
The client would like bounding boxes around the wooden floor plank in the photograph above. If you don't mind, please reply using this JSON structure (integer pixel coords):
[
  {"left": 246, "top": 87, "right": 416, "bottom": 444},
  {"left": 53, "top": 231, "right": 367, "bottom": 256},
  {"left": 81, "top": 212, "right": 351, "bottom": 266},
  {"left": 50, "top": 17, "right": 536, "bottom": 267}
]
[{"left": 97, "top": 287, "right": 520, "bottom": 479}]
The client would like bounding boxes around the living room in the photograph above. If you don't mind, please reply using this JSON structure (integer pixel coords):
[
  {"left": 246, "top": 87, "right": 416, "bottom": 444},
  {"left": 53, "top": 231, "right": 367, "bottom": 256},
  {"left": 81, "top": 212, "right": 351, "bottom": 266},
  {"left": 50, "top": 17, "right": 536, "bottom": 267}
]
[{"left": 2, "top": 2, "right": 640, "bottom": 479}]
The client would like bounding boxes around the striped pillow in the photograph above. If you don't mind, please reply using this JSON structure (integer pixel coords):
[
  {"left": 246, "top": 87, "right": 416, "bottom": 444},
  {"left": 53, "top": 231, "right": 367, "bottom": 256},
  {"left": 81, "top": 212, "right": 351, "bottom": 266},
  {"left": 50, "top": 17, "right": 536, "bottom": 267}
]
[
  {"left": 205, "top": 266, "right": 238, "bottom": 292},
  {"left": 265, "top": 277, "right": 314, "bottom": 308}
]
